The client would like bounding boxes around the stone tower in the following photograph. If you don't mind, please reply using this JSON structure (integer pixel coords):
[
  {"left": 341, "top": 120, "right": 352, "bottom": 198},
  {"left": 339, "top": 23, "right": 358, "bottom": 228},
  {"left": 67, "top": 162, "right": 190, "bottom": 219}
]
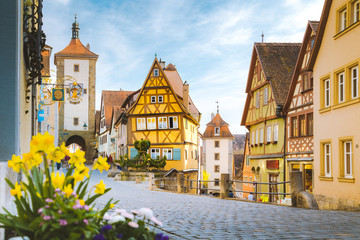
[{"left": 54, "top": 16, "right": 98, "bottom": 162}]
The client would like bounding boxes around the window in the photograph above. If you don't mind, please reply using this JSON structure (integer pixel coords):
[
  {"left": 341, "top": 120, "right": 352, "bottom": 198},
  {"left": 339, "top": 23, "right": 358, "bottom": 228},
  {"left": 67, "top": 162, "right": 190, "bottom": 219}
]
[
  {"left": 214, "top": 141, "right": 220, "bottom": 148},
  {"left": 154, "top": 69, "right": 159, "bottom": 76},
  {"left": 291, "top": 117, "right": 298, "bottom": 137},
  {"left": 191, "top": 151, "right": 193, "bottom": 159},
  {"left": 324, "top": 143, "right": 331, "bottom": 177},
  {"left": 74, "top": 64, "right": 79, "bottom": 72},
  {"left": 163, "top": 149, "right": 172, "bottom": 160},
  {"left": 214, "top": 178, "right": 220, "bottom": 186},
  {"left": 252, "top": 131, "right": 255, "bottom": 146},
  {"left": 299, "top": 115, "right": 306, "bottom": 137},
  {"left": 214, "top": 127, "right": 220, "bottom": 136},
  {"left": 185, "top": 119, "right": 188, "bottom": 129},
  {"left": 84, "top": 88, "right": 87, "bottom": 94},
  {"left": 73, "top": 117, "right": 79, "bottom": 126},
  {"left": 151, "top": 96, "right": 156, "bottom": 103},
  {"left": 245, "top": 156, "right": 250, "bottom": 166},
  {"left": 266, "top": 126, "right": 272, "bottom": 142},
  {"left": 255, "top": 129, "right": 259, "bottom": 145},
  {"left": 338, "top": 72, "right": 345, "bottom": 103},
  {"left": 343, "top": 141, "right": 353, "bottom": 178},
  {"left": 351, "top": 66, "right": 358, "bottom": 99},
  {"left": 158, "top": 95, "right": 163, "bottom": 103},
  {"left": 151, "top": 149, "right": 160, "bottom": 159},
  {"left": 147, "top": 117, "right": 156, "bottom": 130},
  {"left": 263, "top": 87, "right": 268, "bottom": 105},
  {"left": 136, "top": 118, "right": 146, "bottom": 130},
  {"left": 185, "top": 149, "right": 188, "bottom": 160},
  {"left": 256, "top": 91, "right": 260, "bottom": 108},
  {"left": 158, "top": 117, "right": 167, "bottom": 129},
  {"left": 324, "top": 79, "right": 331, "bottom": 108},
  {"left": 351, "top": 0, "right": 359, "bottom": 24},
  {"left": 214, "top": 165, "right": 220, "bottom": 173},
  {"left": 215, "top": 153, "right": 220, "bottom": 160},
  {"left": 169, "top": 116, "right": 178, "bottom": 129},
  {"left": 259, "top": 128, "right": 264, "bottom": 144},
  {"left": 339, "top": 7, "right": 347, "bottom": 32},
  {"left": 274, "top": 125, "right": 279, "bottom": 142},
  {"left": 307, "top": 113, "right": 313, "bottom": 136}
]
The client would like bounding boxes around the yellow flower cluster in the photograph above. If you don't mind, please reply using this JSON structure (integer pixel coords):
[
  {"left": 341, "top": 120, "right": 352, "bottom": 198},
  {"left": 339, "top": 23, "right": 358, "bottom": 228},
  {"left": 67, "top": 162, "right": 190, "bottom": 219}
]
[{"left": 92, "top": 156, "right": 110, "bottom": 173}]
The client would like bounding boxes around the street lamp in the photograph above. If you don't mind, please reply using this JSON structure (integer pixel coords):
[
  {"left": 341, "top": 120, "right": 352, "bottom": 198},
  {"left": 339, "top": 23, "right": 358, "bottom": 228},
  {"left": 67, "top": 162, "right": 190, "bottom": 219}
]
[{"left": 83, "top": 123, "right": 88, "bottom": 130}]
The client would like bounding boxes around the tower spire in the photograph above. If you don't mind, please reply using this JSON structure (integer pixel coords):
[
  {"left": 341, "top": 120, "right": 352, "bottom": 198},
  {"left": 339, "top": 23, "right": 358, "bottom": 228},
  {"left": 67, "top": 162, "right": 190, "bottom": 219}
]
[
  {"left": 72, "top": 14, "right": 80, "bottom": 39},
  {"left": 216, "top": 101, "right": 219, "bottom": 114},
  {"left": 261, "top": 30, "right": 264, "bottom": 43}
]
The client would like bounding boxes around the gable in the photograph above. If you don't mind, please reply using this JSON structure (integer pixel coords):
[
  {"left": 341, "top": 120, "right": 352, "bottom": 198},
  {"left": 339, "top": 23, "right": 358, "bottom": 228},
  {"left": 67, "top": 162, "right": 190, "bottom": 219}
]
[
  {"left": 250, "top": 58, "right": 267, "bottom": 91},
  {"left": 129, "top": 58, "right": 188, "bottom": 116}
]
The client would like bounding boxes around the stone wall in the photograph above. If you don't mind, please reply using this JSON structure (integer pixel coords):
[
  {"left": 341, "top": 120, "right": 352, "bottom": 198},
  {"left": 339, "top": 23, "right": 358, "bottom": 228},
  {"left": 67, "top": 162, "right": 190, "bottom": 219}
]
[{"left": 315, "top": 194, "right": 360, "bottom": 211}]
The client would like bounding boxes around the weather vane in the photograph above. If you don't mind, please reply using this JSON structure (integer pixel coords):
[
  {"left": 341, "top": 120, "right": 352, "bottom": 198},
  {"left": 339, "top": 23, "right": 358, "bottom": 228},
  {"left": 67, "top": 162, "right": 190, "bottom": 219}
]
[{"left": 216, "top": 101, "right": 219, "bottom": 113}]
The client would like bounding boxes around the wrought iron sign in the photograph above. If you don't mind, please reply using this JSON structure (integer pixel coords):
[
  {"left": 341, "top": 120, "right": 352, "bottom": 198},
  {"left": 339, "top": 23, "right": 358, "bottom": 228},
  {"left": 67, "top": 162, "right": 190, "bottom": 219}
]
[{"left": 23, "top": 0, "right": 46, "bottom": 87}]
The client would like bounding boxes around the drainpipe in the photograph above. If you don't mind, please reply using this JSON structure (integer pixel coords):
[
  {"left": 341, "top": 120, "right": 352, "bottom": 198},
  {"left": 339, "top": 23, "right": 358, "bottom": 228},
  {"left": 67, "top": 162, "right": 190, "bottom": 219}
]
[{"left": 276, "top": 105, "right": 286, "bottom": 197}]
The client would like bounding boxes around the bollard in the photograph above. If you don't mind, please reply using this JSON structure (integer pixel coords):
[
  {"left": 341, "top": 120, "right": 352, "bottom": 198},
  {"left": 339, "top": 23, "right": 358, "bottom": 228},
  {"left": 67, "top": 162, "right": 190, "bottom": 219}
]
[
  {"left": 177, "top": 173, "right": 185, "bottom": 193},
  {"left": 290, "top": 171, "right": 303, "bottom": 193},
  {"left": 220, "top": 173, "right": 230, "bottom": 199},
  {"left": 148, "top": 173, "right": 154, "bottom": 190}
]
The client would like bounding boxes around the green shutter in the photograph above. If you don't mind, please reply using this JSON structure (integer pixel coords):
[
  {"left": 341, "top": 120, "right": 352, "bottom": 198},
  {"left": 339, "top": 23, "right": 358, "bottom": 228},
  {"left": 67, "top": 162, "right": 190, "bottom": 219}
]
[
  {"left": 130, "top": 148, "right": 138, "bottom": 158},
  {"left": 173, "top": 148, "right": 181, "bottom": 160}
]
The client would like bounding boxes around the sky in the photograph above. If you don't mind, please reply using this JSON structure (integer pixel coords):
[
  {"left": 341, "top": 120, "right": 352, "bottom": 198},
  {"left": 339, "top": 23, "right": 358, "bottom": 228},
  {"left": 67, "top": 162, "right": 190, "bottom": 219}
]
[{"left": 43, "top": 0, "right": 325, "bottom": 134}]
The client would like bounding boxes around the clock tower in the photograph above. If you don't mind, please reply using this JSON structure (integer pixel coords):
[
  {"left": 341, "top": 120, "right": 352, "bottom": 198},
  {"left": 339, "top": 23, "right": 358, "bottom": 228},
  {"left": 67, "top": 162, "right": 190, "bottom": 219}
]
[{"left": 54, "top": 16, "right": 98, "bottom": 161}]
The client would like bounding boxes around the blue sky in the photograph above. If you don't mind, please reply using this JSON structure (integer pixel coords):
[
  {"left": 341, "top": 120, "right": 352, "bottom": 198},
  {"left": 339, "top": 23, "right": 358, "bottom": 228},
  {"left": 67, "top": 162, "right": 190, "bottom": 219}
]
[{"left": 43, "top": 0, "right": 324, "bottom": 134}]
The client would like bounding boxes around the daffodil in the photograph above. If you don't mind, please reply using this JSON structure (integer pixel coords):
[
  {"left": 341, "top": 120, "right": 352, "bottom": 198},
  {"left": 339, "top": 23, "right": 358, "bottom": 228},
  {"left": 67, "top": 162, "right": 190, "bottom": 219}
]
[
  {"left": 68, "top": 149, "right": 86, "bottom": 167},
  {"left": 51, "top": 172, "right": 65, "bottom": 189},
  {"left": 30, "top": 132, "right": 55, "bottom": 154},
  {"left": 22, "top": 151, "right": 43, "bottom": 169},
  {"left": 110, "top": 203, "right": 115, "bottom": 209},
  {"left": 10, "top": 182, "right": 22, "bottom": 199},
  {"left": 73, "top": 164, "right": 89, "bottom": 183},
  {"left": 8, "top": 155, "right": 23, "bottom": 173},
  {"left": 63, "top": 184, "right": 74, "bottom": 198},
  {"left": 92, "top": 156, "right": 110, "bottom": 173},
  {"left": 94, "top": 180, "right": 106, "bottom": 195},
  {"left": 79, "top": 199, "right": 85, "bottom": 206}
]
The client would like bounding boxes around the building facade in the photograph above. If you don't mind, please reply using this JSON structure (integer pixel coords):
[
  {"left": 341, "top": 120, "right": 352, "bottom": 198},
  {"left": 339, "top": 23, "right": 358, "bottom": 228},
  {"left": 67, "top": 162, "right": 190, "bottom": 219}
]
[
  {"left": 310, "top": 0, "right": 360, "bottom": 210},
  {"left": 126, "top": 57, "right": 201, "bottom": 171},
  {"left": 55, "top": 17, "right": 98, "bottom": 161},
  {"left": 283, "top": 21, "right": 319, "bottom": 193},
  {"left": 202, "top": 113, "right": 234, "bottom": 193},
  {"left": 241, "top": 43, "right": 301, "bottom": 202}
]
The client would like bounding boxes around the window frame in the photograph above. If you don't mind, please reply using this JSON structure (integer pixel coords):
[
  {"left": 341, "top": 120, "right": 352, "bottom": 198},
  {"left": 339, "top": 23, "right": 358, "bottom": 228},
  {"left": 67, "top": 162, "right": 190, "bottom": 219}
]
[
  {"left": 214, "top": 140, "right": 220, "bottom": 148},
  {"left": 214, "top": 127, "right": 220, "bottom": 136},
  {"left": 256, "top": 91, "right": 260, "bottom": 108},
  {"left": 74, "top": 64, "right": 79, "bottom": 72},
  {"left": 255, "top": 129, "right": 259, "bottom": 145},
  {"left": 324, "top": 143, "right": 332, "bottom": 177},
  {"left": 263, "top": 87, "right": 268, "bottom": 105},
  {"left": 154, "top": 69, "right": 159, "bottom": 77},
  {"left": 136, "top": 118, "right": 146, "bottom": 130},
  {"left": 214, "top": 165, "right": 220, "bottom": 173},
  {"left": 351, "top": 0, "right": 360, "bottom": 24},
  {"left": 351, "top": 66, "right": 358, "bottom": 99},
  {"left": 151, "top": 96, "right": 156, "bottom": 103},
  {"left": 259, "top": 128, "right": 264, "bottom": 144},
  {"left": 343, "top": 141, "right": 353, "bottom": 178},
  {"left": 158, "top": 95, "right": 164, "bottom": 103},
  {"left": 339, "top": 7, "right": 347, "bottom": 32},
  {"left": 169, "top": 116, "right": 178, "bottom": 129},
  {"left": 215, "top": 153, "right": 220, "bottom": 160},
  {"left": 307, "top": 113, "right": 313, "bottom": 136},
  {"left": 324, "top": 78, "right": 331, "bottom": 108},
  {"left": 291, "top": 117, "right": 298, "bottom": 138},
  {"left": 266, "top": 126, "right": 272, "bottom": 142},
  {"left": 214, "top": 178, "right": 220, "bottom": 186},
  {"left": 299, "top": 115, "right": 306, "bottom": 137},
  {"left": 151, "top": 148, "right": 160, "bottom": 159},
  {"left": 338, "top": 72, "right": 345, "bottom": 103},
  {"left": 158, "top": 117, "right": 167, "bottom": 129},
  {"left": 274, "top": 125, "right": 279, "bottom": 142},
  {"left": 147, "top": 117, "right": 156, "bottom": 130},
  {"left": 163, "top": 148, "right": 172, "bottom": 160},
  {"left": 73, "top": 117, "right": 79, "bottom": 126}
]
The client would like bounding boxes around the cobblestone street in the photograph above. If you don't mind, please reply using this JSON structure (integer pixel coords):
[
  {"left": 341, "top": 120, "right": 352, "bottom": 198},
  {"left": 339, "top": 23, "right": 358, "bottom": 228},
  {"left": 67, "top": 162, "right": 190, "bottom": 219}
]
[{"left": 90, "top": 170, "right": 360, "bottom": 239}]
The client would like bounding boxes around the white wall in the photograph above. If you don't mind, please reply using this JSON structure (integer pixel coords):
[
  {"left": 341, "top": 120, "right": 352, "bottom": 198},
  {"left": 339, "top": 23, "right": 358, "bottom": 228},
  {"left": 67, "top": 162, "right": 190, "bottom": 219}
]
[{"left": 64, "top": 59, "right": 89, "bottom": 131}]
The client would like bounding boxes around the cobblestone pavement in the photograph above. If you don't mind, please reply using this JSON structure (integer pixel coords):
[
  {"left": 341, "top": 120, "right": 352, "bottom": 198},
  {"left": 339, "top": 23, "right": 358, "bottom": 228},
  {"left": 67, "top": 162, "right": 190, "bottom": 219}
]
[{"left": 90, "top": 170, "right": 360, "bottom": 239}]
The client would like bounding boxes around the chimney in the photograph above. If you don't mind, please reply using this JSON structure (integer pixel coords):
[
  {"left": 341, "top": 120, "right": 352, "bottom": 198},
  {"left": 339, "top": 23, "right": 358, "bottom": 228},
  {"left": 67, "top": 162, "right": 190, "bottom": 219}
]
[
  {"left": 183, "top": 82, "right": 189, "bottom": 111},
  {"left": 159, "top": 58, "right": 166, "bottom": 69},
  {"left": 86, "top": 43, "right": 90, "bottom": 50},
  {"left": 211, "top": 113, "right": 215, "bottom": 120}
]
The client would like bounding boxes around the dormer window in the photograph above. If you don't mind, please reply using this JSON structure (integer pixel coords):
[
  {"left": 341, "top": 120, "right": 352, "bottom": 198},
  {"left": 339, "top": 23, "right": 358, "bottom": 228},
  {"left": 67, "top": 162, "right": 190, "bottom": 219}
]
[
  {"left": 214, "top": 127, "right": 220, "bottom": 136},
  {"left": 154, "top": 69, "right": 159, "bottom": 76}
]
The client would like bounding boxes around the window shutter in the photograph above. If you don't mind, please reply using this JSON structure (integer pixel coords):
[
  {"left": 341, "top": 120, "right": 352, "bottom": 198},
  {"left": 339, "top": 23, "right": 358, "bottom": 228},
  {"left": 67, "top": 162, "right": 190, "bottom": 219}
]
[
  {"left": 173, "top": 148, "right": 181, "bottom": 160},
  {"left": 130, "top": 148, "right": 138, "bottom": 158}
]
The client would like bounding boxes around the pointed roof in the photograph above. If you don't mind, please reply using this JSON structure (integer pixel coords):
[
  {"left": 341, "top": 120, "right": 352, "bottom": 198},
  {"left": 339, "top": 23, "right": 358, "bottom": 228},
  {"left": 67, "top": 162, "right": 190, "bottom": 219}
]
[
  {"left": 202, "top": 113, "right": 233, "bottom": 138},
  {"left": 110, "top": 106, "right": 123, "bottom": 134},
  {"left": 255, "top": 43, "right": 301, "bottom": 105},
  {"left": 283, "top": 21, "right": 319, "bottom": 112},
  {"left": 101, "top": 90, "right": 134, "bottom": 131},
  {"left": 55, "top": 39, "right": 98, "bottom": 59}
]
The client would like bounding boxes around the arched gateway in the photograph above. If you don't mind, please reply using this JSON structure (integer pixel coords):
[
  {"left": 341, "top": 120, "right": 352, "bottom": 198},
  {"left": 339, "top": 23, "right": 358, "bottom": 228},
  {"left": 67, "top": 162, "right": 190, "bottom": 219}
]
[{"left": 54, "top": 17, "right": 98, "bottom": 162}]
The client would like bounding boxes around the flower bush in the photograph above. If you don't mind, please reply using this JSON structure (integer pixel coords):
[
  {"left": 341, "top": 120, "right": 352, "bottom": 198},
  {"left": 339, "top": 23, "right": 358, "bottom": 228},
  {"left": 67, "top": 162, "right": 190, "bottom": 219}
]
[{"left": 0, "top": 132, "right": 167, "bottom": 240}]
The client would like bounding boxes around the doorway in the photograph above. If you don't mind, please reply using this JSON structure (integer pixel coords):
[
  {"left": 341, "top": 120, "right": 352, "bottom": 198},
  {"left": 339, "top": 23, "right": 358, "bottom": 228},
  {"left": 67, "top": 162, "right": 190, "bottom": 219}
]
[{"left": 269, "top": 174, "right": 279, "bottom": 202}]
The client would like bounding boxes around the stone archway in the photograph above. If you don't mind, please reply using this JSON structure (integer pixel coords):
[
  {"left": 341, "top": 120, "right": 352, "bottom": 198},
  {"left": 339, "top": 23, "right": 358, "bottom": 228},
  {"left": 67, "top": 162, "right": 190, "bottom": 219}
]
[{"left": 66, "top": 135, "right": 87, "bottom": 152}]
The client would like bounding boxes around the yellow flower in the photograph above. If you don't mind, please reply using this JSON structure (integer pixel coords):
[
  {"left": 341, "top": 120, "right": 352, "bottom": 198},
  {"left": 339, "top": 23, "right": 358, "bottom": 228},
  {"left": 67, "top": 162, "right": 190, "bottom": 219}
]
[
  {"left": 8, "top": 155, "right": 23, "bottom": 173},
  {"left": 94, "top": 180, "right": 106, "bottom": 195},
  {"left": 92, "top": 156, "right": 110, "bottom": 173},
  {"left": 59, "top": 142, "right": 70, "bottom": 156},
  {"left": 22, "top": 151, "right": 43, "bottom": 169},
  {"left": 110, "top": 203, "right": 115, "bottom": 209},
  {"left": 69, "top": 149, "right": 86, "bottom": 167},
  {"left": 73, "top": 164, "right": 89, "bottom": 183},
  {"left": 51, "top": 172, "right": 65, "bottom": 189},
  {"left": 10, "top": 182, "right": 22, "bottom": 199},
  {"left": 30, "top": 132, "right": 55, "bottom": 154},
  {"left": 63, "top": 184, "right": 74, "bottom": 198},
  {"left": 79, "top": 199, "right": 85, "bottom": 206}
]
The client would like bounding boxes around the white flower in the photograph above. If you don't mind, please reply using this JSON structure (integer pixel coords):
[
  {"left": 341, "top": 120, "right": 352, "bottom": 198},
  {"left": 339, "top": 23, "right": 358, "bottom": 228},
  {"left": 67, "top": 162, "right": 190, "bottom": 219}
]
[
  {"left": 121, "top": 212, "right": 134, "bottom": 220},
  {"left": 109, "top": 215, "right": 125, "bottom": 224},
  {"left": 131, "top": 209, "right": 140, "bottom": 215},
  {"left": 115, "top": 208, "right": 127, "bottom": 214},
  {"left": 103, "top": 213, "right": 112, "bottom": 221},
  {"left": 128, "top": 221, "right": 139, "bottom": 228},
  {"left": 150, "top": 216, "right": 163, "bottom": 226},
  {"left": 138, "top": 208, "right": 154, "bottom": 219}
]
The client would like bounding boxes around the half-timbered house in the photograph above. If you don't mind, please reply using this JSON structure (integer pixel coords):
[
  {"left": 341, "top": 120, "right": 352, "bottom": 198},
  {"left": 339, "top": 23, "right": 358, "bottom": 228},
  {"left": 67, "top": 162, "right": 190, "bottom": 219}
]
[
  {"left": 126, "top": 57, "right": 201, "bottom": 171},
  {"left": 283, "top": 21, "right": 319, "bottom": 193},
  {"left": 241, "top": 43, "right": 301, "bottom": 202}
]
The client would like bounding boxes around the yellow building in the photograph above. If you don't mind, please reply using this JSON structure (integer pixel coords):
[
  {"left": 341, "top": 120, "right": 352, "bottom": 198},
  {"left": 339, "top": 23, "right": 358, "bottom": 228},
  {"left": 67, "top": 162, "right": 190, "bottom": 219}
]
[
  {"left": 241, "top": 43, "right": 301, "bottom": 202},
  {"left": 126, "top": 57, "right": 201, "bottom": 171},
  {"left": 309, "top": 0, "right": 360, "bottom": 210}
]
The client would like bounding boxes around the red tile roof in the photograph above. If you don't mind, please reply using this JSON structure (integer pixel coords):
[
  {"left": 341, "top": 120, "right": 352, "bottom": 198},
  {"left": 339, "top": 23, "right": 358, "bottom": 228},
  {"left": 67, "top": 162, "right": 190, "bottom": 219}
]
[
  {"left": 202, "top": 113, "right": 234, "bottom": 138},
  {"left": 54, "top": 39, "right": 98, "bottom": 59},
  {"left": 101, "top": 90, "right": 134, "bottom": 130}
]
